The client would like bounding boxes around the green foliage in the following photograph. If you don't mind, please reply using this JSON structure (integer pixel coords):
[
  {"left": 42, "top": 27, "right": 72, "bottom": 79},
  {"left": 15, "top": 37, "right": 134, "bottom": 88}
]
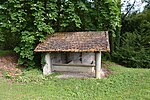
[
  {"left": 0, "top": 0, "right": 121, "bottom": 67},
  {"left": 0, "top": 69, "right": 13, "bottom": 79},
  {"left": 114, "top": 8, "right": 150, "bottom": 68},
  {"left": 15, "top": 69, "right": 49, "bottom": 84},
  {"left": 60, "top": 1, "right": 82, "bottom": 30},
  {"left": 0, "top": 50, "right": 14, "bottom": 56},
  {"left": 0, "top": 34, "right": 4, "bottom": 49}
]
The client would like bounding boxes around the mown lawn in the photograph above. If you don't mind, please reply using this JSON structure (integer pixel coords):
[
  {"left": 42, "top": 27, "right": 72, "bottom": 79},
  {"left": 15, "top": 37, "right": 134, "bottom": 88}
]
[{"left": 0, "top": 62, "right": 150, "bottom": 100}]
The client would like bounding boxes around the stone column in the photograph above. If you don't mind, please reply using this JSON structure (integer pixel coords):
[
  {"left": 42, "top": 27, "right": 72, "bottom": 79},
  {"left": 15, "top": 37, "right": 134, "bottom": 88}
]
[
  {"left": 43, "top": 53, "right": 52, "bottom": 75},
  {"left": 95, "top": 52, "right": 101, "bottom": 78}
]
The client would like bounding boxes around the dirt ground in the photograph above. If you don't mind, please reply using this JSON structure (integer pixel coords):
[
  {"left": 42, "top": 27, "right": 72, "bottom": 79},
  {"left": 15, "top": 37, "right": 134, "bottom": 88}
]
[
  {"left": 0, "top": 54, "right": 22, "bottom": 78},
  {"left": 56, "top": 67, "right": 111, "bottom": 79}
]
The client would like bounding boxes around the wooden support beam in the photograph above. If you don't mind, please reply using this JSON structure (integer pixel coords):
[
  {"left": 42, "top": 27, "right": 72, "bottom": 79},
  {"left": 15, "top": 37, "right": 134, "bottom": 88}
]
[
  {"left": 95, "top": 52, "right": 101, "bottom": 78},
  {"left": 43, "top": 53, "right": 52, "bottom": 75}
]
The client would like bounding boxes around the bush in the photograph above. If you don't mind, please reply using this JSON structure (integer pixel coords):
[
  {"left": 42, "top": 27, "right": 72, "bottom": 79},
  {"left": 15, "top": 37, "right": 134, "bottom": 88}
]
[{"left": 113, "top": 8, "right": 150, "bottom": 68}]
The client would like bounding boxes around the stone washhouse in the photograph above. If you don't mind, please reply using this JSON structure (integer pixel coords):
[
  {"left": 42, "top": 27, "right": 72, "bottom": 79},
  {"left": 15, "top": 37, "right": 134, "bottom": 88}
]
[{"left": 34, "top": 31, "right": 110, "bottom": 78}]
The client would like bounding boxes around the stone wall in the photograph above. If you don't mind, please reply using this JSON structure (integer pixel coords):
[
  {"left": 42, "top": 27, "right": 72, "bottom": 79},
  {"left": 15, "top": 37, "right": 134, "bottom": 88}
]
[
  {"left": 50, "top": 52, "right": 67, "bottom": 64},
  {"left": 82, "top": 53, "right": 95, "bottom": 65},
  {"left": 67, "top": 53, "right": 81, "bottom": 64},
  {"left": 50, "top": 52, "right": 95, "bottom": 65}
]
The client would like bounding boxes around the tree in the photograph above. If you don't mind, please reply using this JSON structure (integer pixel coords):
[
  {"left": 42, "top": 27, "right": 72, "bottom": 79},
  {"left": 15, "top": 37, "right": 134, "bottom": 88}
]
[
  {"left": 114, "top": 1, "right": 150, "bottom": 68},
  {"left": 0, "top": 0, "right": 121, "bottom": 67}
]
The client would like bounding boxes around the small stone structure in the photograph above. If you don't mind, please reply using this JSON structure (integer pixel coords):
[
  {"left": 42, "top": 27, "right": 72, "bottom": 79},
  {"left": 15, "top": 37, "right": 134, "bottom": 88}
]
[
  {"left": 34, "top": 31, "right": 110, "bottom": 78},
  {"left": 49, "top": 52, "right": 95, "bottom": 73}
]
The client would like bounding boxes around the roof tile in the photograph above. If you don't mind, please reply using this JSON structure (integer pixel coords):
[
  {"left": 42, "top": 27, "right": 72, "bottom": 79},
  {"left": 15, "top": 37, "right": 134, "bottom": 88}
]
[{"left": 34, "top": 31, "right": 110, "bottom": 52}]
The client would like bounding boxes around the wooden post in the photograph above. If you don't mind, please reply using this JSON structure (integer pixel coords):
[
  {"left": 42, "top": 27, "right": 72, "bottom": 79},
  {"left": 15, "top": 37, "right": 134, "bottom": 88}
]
[
  {"left": 95, "top": 52, "right": 101, "bottom": 78},
  {"left": 43, "top": 53, "right": 52, "bottom": 75}
]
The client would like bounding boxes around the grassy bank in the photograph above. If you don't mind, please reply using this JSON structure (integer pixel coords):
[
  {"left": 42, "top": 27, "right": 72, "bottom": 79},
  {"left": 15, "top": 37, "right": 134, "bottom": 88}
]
[
  {"left": 0, "top": 62, "right": 150, "bottom": 100},
  {"left": 0, "top": 50, "right": 14, "bottom": 56}
]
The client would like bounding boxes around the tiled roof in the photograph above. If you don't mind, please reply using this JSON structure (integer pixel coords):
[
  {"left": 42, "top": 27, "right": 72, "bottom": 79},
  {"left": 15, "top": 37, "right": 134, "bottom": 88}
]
[{"left": 34, "top": 31, "right": 110, "bottom": 52}]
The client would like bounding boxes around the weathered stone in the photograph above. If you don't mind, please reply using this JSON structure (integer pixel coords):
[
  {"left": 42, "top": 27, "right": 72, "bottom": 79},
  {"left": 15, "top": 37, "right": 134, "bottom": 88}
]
[
  {"left": 43, "top": 52, "right": 98, "bottom": 75},
  {"left": 49, "top": 52, "right": 95, "bottom": 65},
  {"left": 95, "top": 52, "right": 101, "bottom": 78},
  {"left": 82, "top": 53, "right": 95, "bottom": 65},
  {"left": 67, "top": 53, "right": 81, "bottom": 64},
  {"left": 43, "top": 53, "right": 52, "bottom": 75},
  {"left": 50, "top": 53, "right": 66, "bottom": 64},
  {"left": 52, "top": 64, "right": 95, "bottom": 73}
]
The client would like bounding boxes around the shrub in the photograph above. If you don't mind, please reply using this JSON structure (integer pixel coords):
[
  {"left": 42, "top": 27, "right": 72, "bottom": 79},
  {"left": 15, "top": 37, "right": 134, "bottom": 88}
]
[{"left": 113, "top": 8, "right": 150, "bottom": 68}]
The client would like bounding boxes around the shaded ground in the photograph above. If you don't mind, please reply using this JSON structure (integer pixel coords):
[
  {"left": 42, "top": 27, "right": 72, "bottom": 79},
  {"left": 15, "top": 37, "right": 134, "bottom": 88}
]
[
  {"left": 56, "top": 68, "right": 111, "bottom": 79},
  {"left": 0, "top": 54, "right": 22, "bottom": 78}
]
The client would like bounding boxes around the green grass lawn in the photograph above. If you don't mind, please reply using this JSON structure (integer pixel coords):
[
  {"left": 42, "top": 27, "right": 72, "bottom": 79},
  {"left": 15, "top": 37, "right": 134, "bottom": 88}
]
[{"left": 0, "top": 62, "right": 150, "bottom": 100}]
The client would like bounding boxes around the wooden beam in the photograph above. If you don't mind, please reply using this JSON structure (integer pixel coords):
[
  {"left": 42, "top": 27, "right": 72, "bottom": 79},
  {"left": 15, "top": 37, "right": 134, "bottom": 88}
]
[{"left": 95, "top": 52, "right": 101, "bottom": 78}]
